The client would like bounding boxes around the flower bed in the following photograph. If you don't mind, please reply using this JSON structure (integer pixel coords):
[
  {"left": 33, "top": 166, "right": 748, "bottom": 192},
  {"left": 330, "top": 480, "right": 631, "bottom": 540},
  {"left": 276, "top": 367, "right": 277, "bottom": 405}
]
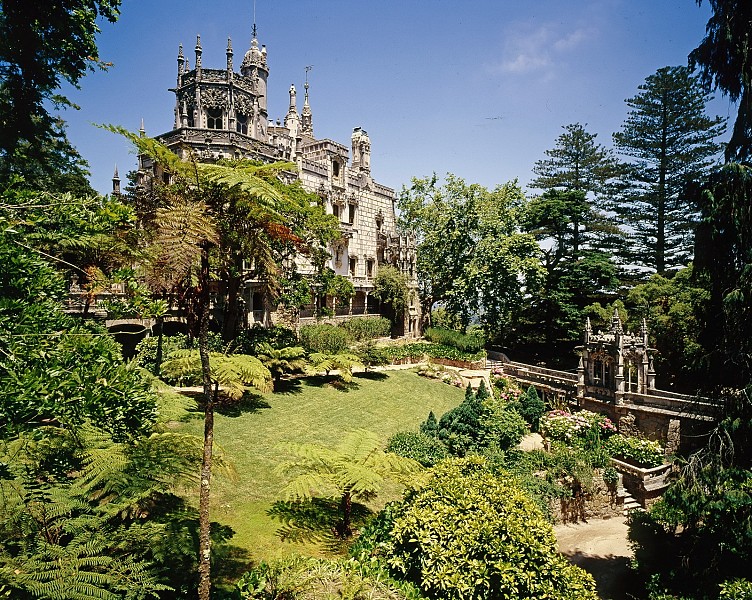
[
  {"left": 605, "top": 434, "right": 665, "bottom": 468},
  {"left": 540, "top": 410, "right": 616, "bottom": 447}
]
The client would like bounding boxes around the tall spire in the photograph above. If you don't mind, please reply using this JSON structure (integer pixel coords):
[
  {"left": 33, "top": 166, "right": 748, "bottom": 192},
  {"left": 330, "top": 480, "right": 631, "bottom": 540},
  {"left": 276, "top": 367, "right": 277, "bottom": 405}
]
[
  {"left": 226, "top": 36, "right": 233, "bottom": 78},
  {"left": 139, "top": 118, "right": 145, "bottom": 137},
  {"left": 112, "top": 164, "right": 121, "bottom": 195},
  {"left": 195, "top": 34, "right": 202, "bottom": 79},
  {"left": 177, "top": 43, "right": 184, "bottom": 85},
  {"left": 301, "top": 65, "right": 313, "bottom": 136}
]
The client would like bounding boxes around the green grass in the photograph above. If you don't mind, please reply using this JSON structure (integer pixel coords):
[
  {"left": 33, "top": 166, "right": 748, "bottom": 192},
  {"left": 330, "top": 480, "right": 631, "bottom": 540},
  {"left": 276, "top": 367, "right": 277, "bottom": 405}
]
[{"left": 174, "top": 369, "right": 463, "bottom": 562}]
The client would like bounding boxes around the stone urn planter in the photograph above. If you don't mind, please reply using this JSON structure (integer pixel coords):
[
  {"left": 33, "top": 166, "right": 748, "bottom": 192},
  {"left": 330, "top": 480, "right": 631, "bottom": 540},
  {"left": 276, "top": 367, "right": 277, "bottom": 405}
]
[{"left": 610, "top": 457, "right": 672, "bottom": 508}]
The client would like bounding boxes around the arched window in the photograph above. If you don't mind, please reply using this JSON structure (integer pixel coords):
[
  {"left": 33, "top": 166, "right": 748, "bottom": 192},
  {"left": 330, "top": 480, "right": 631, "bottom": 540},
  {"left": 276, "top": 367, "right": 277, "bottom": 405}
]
[
  {"left": 207, "top": 107, "right": 222, "bottom": 129},
  {"left": 236, "top": 113, "right": 248, "bottom": 134}
]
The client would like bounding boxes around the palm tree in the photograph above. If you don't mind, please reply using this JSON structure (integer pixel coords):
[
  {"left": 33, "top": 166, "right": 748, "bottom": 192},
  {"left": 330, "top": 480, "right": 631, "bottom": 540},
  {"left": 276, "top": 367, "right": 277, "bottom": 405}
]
[{"left": 276, "top": 429, "right": 419, "bottom": 537}]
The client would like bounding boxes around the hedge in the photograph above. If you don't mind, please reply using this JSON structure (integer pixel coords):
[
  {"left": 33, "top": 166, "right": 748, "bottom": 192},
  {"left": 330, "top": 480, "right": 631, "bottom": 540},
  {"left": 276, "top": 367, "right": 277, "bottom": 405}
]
[{"left": 423, "top": 327, "right": 485, "bottom": 353}]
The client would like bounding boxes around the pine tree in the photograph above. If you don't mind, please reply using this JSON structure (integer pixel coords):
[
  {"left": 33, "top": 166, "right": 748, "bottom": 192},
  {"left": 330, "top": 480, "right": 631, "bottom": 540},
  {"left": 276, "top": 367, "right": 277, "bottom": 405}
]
[
  {"left": 612, "top": 66, "right": 726, "bottom": 275},
  {"left": 530, "top": 123, "right": 621, "bottom": 196}
]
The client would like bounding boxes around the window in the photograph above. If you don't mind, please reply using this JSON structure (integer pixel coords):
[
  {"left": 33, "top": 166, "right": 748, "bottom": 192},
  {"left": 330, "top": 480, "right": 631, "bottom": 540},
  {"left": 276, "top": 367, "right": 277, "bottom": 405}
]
[
  {"left": 349, "top": 257, "right": 357, "bottom": 277},
  {"left": 333, "top": 161, "right": 340, "bottom": 178},
  {"left": 332, "top": 204, "right": 340, "bottom": 219},
  {"left": 366, "top": 259, "right": 374, "bottom": 278},
  {"left": 348, "top": 204, "right": 356, "bottom": 224},
  {"left": 186, "top": 107, "right": 195, "bottom": 128},
  {"left": 236, "top": 113, "right": 248, "bottom": 134},
  {"left": 207, "top": 107, "right": 222, "bottom": 129}
]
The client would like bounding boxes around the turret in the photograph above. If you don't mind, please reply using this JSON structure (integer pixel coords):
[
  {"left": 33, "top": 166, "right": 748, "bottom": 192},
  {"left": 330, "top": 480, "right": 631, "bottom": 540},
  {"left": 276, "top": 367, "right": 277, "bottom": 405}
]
[
  {"left": 112, "top": 165, "right": 121, "bottom": 196},
  {"left": 351, "top": 127, "right": 371, "bottom": 172},
  {"left": 284, "top": 84, "right": 300, "bottom": 142},
  {"left": 240, "top": 24, "right": 269, "bottom": 114}
]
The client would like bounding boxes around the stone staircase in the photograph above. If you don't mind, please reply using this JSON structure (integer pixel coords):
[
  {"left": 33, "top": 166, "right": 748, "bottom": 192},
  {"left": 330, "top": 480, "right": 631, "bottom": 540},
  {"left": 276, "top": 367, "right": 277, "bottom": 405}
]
[{"left": 618, "top": 486, "right": 644, "bottom": 516}]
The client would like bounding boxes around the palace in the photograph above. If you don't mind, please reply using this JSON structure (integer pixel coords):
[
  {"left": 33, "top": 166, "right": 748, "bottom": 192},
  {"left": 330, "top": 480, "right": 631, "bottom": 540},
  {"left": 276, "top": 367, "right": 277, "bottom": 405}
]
[{"left": 128, "top": 26, "right": 420, "bottom": 336}]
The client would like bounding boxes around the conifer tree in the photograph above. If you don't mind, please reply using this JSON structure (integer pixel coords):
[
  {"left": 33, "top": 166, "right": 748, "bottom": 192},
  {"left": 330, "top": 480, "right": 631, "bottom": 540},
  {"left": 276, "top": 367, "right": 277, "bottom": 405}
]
[
  {"left": 612, "top": 66, "right": 726, "bottom": 275},
  {"left": 530, "top": 122, "right": 621, "bottom": 197}
]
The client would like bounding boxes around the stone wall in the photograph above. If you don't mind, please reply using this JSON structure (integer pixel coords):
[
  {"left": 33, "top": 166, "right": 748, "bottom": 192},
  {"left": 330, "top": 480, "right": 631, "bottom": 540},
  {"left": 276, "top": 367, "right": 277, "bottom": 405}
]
[
  {"left": 552, "top": 473, "right": 624, "bottom": 524},
  {"left": 578, "top": 396, "right": 713, "bottom": 455}
]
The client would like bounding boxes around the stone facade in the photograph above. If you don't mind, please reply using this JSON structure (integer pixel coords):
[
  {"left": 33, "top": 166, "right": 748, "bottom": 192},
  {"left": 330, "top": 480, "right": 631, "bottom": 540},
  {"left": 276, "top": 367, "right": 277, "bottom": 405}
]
[
  {"left": 133, "top": 27, "right": 420, "bottom": 336},
  {"left": 576, "top": 309, "right": 656, "bottom": 404}
]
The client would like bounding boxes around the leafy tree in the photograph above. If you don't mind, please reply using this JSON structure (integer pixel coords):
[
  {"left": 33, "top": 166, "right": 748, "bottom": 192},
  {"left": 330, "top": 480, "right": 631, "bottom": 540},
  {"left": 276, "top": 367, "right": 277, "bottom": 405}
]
[
  {"left": 624, "top": 266, "right": 709, "bottom": 391},
  {"left": 612, "top": 66, "right": 726, "bottom": 275},
  {"left": 522, "top": 189, "right": 619, "bottom": 342},
  {"left": 0, "top": 234, "right": 206, "bottom": 598},
  {"left": 384, "top": 457, "right": 598, "bottom": 599},
  {"left": 690, "top": 0, "right": 752, "bottom": 163},
  {"left": 397, "top": 175, "right": 542, "bottom": 338},
  {"left": 0, "top": 233, "right": 157, "bottom": 442},
  {"left": 0, "top": 0, "right": 120, "bottom": 188},
  {"left": 355, "top": 340, "right": 390, "bottom": 372},
  {"left": 691, "top": 164, "right": 752, "bottom": 389},
  {"left": 530, "top": 122, "right": 621, "bottom": 196},
  {"left": 277, "top": 429, "right": 419, "bottom": 538},
  {"left": 371, "top": 264, "right": 409, "bottom": 335}
]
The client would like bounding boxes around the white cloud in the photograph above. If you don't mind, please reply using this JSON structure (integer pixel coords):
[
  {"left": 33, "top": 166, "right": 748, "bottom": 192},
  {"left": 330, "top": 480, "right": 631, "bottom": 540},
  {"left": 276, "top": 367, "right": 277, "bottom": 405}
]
[{"left": 494, "top": 23, "right": 591, "bottom": 77}]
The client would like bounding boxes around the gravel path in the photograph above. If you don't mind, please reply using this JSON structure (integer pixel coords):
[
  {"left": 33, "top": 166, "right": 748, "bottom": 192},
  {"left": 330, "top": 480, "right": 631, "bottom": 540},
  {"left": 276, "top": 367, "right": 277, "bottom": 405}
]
[{"left": 554, "top": 518, "right": 633, "bottom": 600}]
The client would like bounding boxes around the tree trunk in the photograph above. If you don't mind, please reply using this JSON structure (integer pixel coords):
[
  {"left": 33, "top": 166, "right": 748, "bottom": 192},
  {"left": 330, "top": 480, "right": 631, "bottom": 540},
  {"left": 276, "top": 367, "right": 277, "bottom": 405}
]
[
  {"left": 222, "top": 270, "right": 242, "bottom": 342},
  {"left": 154, "top": 315, "right": 164, "bottom": 376},
  {"left": 197, "top": 246, "right": 213, "bottom": 600},
  {"left": 337, "top": 490, "right": 353, "bottom": 538}
]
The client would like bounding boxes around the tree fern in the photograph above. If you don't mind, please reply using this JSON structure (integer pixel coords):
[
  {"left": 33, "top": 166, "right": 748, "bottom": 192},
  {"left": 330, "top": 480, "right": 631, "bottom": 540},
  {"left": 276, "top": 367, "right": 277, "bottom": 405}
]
[
  {"left": 162, "top": 349, "right": 272, "bottom": 397},
  {"left": 306, "top": 352, "right": 364, "bottom": 383},
  {"left": 276, "top": 429, "right": 419, "bottom": 537}
]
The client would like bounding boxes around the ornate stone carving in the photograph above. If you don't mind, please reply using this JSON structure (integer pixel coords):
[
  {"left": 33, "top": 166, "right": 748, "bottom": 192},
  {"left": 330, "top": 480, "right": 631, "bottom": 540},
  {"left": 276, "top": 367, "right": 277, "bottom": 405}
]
[
  {"left": 235, "top": 94, "right": 254, "bottom": 115},
  {"left": 201, "top": 87, "right": 227, "bottom": 108}
]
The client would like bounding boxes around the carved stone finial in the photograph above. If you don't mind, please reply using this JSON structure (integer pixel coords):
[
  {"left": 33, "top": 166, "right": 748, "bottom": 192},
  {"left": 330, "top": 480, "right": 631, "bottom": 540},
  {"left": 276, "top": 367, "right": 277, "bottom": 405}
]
[{"left": 586, "top": 316, "right": 592, "bottom": 331}]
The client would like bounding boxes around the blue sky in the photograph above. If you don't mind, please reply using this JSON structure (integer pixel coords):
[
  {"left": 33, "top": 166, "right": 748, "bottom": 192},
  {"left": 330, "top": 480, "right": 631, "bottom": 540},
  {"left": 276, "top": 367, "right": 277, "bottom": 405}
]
[{"left": 64, "top": 0, "right": 732, "bottom": 196}]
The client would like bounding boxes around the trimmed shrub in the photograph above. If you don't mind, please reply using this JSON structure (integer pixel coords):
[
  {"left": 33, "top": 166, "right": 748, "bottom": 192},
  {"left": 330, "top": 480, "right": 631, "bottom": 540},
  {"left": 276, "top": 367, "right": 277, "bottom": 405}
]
[
  {"left": 299, "top": 323, "right": 349, "bottom": 354},
  {"left": 424, "top": 327, "right": 485, "bottom": 353},
  {"left": 339, "top": 317, "right": 391, "bottom": 341},
  {"left": 482, "top": 404, "right": 527, "bottom": 450},
  {"left": 384, "top": 342, "right": 485, "bottom": 363},
  {"left": 511, "top": 386, "right": 546, "bottom": 432},
  {"left": 386, "top": 431, "right": 448, "bottom": 467},
  {"left": 356, "top": 341, "right": 390, "bottom": 370},
  {"left": 385, "top": 457, "right": 599, "bottom": 600}
]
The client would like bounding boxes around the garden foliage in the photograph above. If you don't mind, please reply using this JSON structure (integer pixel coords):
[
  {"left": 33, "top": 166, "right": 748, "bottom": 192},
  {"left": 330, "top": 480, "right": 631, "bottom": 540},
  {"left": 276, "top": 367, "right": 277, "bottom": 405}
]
[
  {"left": 384, "top": 457, "right": 598, "bottom": 600},
  {"left": 423, "top": 327, "right": 486, "bottom": 353}
]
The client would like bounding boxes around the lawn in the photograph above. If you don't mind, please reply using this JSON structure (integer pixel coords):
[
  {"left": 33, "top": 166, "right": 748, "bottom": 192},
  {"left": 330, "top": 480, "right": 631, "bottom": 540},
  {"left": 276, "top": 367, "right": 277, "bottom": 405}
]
[{"left": 174, "top": 369, "right": 464, "bottom": 563}]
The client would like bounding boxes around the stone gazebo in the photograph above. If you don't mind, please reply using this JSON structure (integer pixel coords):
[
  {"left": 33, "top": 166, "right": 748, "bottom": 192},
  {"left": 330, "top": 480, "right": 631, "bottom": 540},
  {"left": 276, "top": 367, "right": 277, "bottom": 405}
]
[{"left": 576, "top": 309, "right": 656, "bottom": 405}]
